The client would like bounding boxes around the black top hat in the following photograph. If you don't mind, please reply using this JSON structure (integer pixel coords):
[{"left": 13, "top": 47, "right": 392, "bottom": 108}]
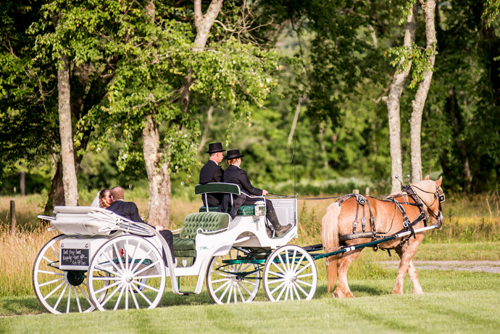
[
  {"left": 225, "top": 149, "right": 244, "bottom": 160},
  {"left": 206, "top": 142, "right": 226, "bottom": 154}
]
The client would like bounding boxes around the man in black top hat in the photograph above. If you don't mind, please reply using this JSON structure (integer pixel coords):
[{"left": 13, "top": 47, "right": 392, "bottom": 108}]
[
  {"left": 199, "top": 142, "right": 225, "bottom": 207},
  {"left": 222, "top": 149, "right": 292, "bottom": 238}
]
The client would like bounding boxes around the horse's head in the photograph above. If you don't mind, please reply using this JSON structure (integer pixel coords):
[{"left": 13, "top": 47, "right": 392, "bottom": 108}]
[{"left": 411, "top": 175, "right": 445, "bottom": 227}]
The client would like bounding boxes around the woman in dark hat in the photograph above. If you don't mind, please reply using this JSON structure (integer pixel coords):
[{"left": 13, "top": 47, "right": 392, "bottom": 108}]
[
  {"left": 199, "top": 142, "right": 226, "bottom": 207},
  {"left": 223, "top": 149, "right": 292, "bottom": 238}
]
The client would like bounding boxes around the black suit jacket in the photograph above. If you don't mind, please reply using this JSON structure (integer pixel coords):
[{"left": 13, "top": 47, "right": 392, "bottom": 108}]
[
  {"left": 222, "top": 165, "right": 263, "bottom": 196},
  {"left": 106, "top": 200, "right": 144, "bottom": 223},
  {"left": 199, "top": 160, "right": 224, "bottom": 207}
]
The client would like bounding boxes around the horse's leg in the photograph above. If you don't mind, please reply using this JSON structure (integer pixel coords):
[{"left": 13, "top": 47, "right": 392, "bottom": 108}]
[
  {"left": 334, "top": 249, "right": 362, "bottom": 298},
  {"left": 407, "top": 260, "right": 424, "bottom": 294},
  {"left": 392, "top": 237, "right": 423, "bottom": 295}
]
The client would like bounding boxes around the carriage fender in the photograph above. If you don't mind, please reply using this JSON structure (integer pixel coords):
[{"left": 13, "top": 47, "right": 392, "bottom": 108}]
[{"left": 193, "top": 244, "right": 233, "bottom": 293}]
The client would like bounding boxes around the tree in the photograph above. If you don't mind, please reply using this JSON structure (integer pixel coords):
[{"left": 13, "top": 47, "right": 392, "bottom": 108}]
[{"left": 386, "top": 2, "right": 418, "bottom": 193}]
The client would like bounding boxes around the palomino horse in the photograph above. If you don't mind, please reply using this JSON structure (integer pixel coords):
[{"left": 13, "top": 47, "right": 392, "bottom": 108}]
[{"left": 321, "top": 176, "right": 444, "bottom": 298}]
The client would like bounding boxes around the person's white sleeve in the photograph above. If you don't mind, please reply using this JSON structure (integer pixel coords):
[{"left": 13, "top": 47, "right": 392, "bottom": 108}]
[{"left": 90, "top": 192, "right": 100, "bottom": 207}]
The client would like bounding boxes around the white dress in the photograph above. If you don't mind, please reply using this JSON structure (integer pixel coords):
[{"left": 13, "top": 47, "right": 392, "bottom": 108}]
[{"left": 90, "top": 192, "right": 100, "bottom": 207}]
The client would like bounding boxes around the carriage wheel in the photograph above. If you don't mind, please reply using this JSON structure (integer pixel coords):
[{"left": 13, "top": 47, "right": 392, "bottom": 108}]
[
  {"left": 33, "top": 235, "right": 101, "bottom": 314},
  {"left": 263, "top": 245, "right": 317, "bottom": 302},
  {"left": 88, "top": 235, "right": 166, "bottom": 311},
  {"left": 206, "top": 249, "right": 261, "bottom": 304}
]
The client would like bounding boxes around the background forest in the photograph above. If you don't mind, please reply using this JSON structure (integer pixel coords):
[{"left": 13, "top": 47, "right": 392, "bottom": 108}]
[{"left": 1, "top": 0, "right": 500, "bottom": 220}]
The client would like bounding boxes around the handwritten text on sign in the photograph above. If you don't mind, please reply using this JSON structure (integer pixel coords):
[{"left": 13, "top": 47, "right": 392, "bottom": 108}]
[{"left": 61, "top": 248, "right": 89, "bottom": 266}]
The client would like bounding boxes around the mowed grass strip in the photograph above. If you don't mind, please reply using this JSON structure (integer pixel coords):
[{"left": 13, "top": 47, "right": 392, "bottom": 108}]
[{"left": 1, "top": 289, "right": 500, "bottom": 334}]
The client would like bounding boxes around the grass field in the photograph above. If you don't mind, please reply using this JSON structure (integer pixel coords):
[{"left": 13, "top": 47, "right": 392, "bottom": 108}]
[
  {"left": 0, "top": 192, "right": 499, "bottom": 332},
  {"left": 1, "top": 270, "right": 500, "bottom": 333}
]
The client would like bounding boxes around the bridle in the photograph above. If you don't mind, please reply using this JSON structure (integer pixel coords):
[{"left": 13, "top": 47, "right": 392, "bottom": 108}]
[{"left": 406, "top": 184, "right": 445, "bottom": 224}]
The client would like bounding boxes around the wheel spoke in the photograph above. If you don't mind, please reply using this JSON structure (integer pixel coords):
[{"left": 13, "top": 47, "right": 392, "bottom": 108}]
[
  {"left": 131, "top": 283, "right": 153, "bottom": 306},
  {"left": 113, "top": 243, "right": 125, "bottom": 270},
  {"left": 53, "top": 282, "right": 68, "bottom": 311},
  {"left": 95, "top": 280, "right": 121, "bottom": 295},
  {"left": 125, "top": 286, "right": 129, "bottom": 310},
  {"left": 275, "top": 282, "right": 287, "bottom": 301},
  {"left": 293, "top": 254, "right": 305, "bottom": 273},
  {"left": 297, "top": 273, "right": 314, "bottom": 278},
  {"left": 66, "top": 283, "right": 72, "bottom": 313},
  {"left": 219, "top": 282, "right": 231, "bottom": 301},
  {"left": 238, "top": 282, "right": 253, "bottom": 296},
  {"left": 240, "top": 279, "right": 258, "bottom": 286},
  {"left": 134, "top": 280, "right": 160, "bottom": 293},
  {"left": 90, "top": 276, "right": 117, "bottom": 281},
  {"left": 101, "top": 283, "right": 122, "bottom": 307},
  {"left": 295, "top": 282, "right": 309, "bottom": 297},
  {"left": 43, "top": 280, "right": 66, "bottom": 300},
  {"left": 292, "top": 284, "right": 301, "bottom": 300},
  {"left": 131, "top": 249, "right": 153, "bottom": 273},
  {"left": 213, "top": 280, "right": 231, "bottom": 294},
  {"left": 78, "top": 285, "right": 92, "bottom": 305},
  {"left": 38, "top": 270, "right": 64, "bottom": 276},
  {"left": 296, "top": 279, "right": 313, "bottom": 287},
  {"left": 134, "top": 274, "right": 163, "bottom": 279},
  {"left": 271, "top": 261, "right": 286, "bottom": 276},
  {"left": 39, "top": 277, "right": 65, "bottom": 287},
  {"left": 102, "top": 251, "right": 122, "bottom": 274},
  {"left": 277, "top": 253, "right": 288, "bottom": 274},
  {"left": 133, "top": 260, "right": 160, "bottom": 276},
  {"left": 74, "top": 286, "right": 83, "bottom": 312},
  {"left": 295, "top": 262, "right": 312, "bottom": 275},
  {"left": 114, "top": 286, "right": 125, "bottom": 311},
  {"left": 128, "top": 240, "right": 140, "bottom": 272},
  {"left": 270, "top": 280, "right": 286, "bottom": 295},
  {"left": 130, "top": 285, "right": 140, "bottom": 309},
  {"left": 237, "top": 284, "right": 246, "bottom": 302},
  {"left": 226, "top": 286, "right": 233, "bottom": 304},
  {"left": 266, "top": 270, "right": 285, "bottom": 278},
  {"left": 50, "top": 245, "right": 60, "bottom": 259}
]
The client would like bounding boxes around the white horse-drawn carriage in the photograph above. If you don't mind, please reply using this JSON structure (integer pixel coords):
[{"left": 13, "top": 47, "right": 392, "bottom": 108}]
[{"left": 33, "top": 183, "right": 318, "bottom": 314}]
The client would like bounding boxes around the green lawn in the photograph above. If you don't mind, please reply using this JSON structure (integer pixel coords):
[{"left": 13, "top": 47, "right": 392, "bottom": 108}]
[{"left": 1, "top": 270, "right": 500, "bottom": 333}]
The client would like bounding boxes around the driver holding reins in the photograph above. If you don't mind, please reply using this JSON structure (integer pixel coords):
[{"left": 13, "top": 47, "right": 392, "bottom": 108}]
[{"left": 222, "top": 149, "right": 292, "bottom": 238}]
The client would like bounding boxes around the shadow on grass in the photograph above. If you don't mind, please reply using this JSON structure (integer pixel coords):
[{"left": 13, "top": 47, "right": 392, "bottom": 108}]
[{"left": 0, "top": 295, "right": 46, "bottom": 316}]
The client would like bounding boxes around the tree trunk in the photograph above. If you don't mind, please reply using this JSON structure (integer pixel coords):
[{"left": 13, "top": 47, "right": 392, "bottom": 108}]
[
  {"left": 44, "top": 155, "right": 65, "bottom": 214},
  {"left": 386, "top": 3, "right": 418, "bottom": 193},
  {"left": 58, "top": 55, "right": 79, "bottom": 206},
  {"left": 143, "top": 115, "right": 171, "bottom": 228},
  {"left": 20, "top": 171, "right": 25, "bottom": 196},
  {"left": 410, "top": 0, "right": 437, "bottom": 183},
  {"left": 198, "top": 104, "right": 214, "bottom": 153}
]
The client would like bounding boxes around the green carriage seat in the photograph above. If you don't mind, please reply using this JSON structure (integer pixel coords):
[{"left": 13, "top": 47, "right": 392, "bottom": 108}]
[
  {"left": 172, "top": 212, "right": 230, "bottom": 265},
  {"left": 198, "top": 205, "right": 255, "bottom": 216}
]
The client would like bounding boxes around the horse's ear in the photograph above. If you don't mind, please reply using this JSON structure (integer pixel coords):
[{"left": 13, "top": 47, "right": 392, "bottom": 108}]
[
  {"left": 424, "top": 175, "right": 430, "bottom": 180},
  {"left": 436, "top": 176, "right": 442, "bottom": 188}
]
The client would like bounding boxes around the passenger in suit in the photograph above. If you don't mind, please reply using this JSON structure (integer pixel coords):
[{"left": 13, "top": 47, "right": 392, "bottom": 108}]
[
  {"left": 106, "top": 186, "right": 174, "bottom": 263},
  {"left": 222, "top": 149, "right": 292, "bottom": 238},
  {"left": 199, "top": 142, "right": 225, "bottom": 207}
]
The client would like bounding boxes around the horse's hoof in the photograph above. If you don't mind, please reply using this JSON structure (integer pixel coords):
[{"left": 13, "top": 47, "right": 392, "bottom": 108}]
[
  {"left": 346, "top": 291, "right": 355, "bottom": 298},
  {"left": 333, "top": 291, "right": 343, "bottom": 298},
  {"left": 391, "top": 290, "right": 403, "bottom": 295}
]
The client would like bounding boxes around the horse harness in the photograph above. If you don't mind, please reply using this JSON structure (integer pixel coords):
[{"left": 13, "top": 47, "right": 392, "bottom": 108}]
[{"left": 336, "top": 185, "right": 445, "bottom": 248}]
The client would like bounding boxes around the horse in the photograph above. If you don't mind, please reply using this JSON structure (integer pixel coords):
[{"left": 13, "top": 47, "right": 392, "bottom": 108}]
[{"left": 321, "top": 176, "right": 445, "bottom": 298}]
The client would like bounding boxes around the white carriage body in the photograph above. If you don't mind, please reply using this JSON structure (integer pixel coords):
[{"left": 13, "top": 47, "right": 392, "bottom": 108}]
[{"left": 43, "top": 186, "right": 298, "bottom": 295}]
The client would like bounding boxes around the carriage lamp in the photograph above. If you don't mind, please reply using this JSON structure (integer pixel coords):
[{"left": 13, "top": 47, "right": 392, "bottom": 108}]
[{"left": 254, "top": 201, "right": 266, "bottom": 217}]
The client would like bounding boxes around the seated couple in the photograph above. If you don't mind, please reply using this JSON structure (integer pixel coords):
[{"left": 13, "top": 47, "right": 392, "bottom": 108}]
[
  {"left": 199, "top": 142, "right": 292, "bottom": 238},
  {"left": 91, "top": 186, "right": 174, "bottom": 261}
]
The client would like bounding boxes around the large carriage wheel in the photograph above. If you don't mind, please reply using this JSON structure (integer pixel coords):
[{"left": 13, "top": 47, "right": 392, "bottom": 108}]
[
  {"left": 263, "top": 245, "right": 317, "bottom": 302},
  {"left": 33, "top": 235, "right": 102, "bottom": 314},
  {"left": 206, "top": 248, "right": 261, "bottom": 304},
  {"left": 88, "top": 235, "right": 166, "bottom": 311}
]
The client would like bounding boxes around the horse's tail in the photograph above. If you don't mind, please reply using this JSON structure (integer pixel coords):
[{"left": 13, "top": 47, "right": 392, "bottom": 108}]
[{"left": 322, "top": 202, "right": 341, "bottom": 293}]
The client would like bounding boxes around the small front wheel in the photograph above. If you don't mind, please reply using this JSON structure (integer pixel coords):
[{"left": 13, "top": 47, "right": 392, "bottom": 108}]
[
  {"left": 263, "top": 245, "right": 317, "bottom": 302},
  {"left": 206, "top": 248, "right": 261, "bottom": 304},
  {"left": 88, "top": 235, "right": 166, "bottom": 311}
]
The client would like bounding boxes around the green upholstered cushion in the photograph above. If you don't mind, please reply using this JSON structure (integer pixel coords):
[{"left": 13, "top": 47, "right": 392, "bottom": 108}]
[
  {"left": 179, "top": 212, "right": 230, "bottom": 239},
  {"left": 172, "top": 212, "right": 229, "bottom": 260},
  {"left": 199, "top": 205, "right": 255, "bottom": 216}
]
